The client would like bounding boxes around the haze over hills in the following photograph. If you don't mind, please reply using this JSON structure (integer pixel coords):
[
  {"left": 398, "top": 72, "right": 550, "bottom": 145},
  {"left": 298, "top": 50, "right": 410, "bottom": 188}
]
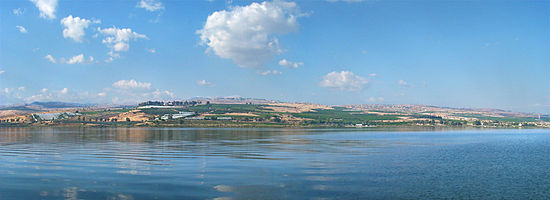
[{"left": 0, "top": 101, "right": 93, "bottom": 111}]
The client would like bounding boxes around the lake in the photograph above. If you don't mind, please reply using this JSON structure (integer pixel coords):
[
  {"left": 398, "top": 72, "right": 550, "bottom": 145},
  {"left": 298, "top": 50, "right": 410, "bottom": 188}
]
[{"left": 1, "top": 128, "right": 549, "bottom": 199}]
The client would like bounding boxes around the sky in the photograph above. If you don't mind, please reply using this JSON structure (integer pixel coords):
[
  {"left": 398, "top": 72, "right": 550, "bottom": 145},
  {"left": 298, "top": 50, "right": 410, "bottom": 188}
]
[{"left": 0, "top": 0, "right": 549, "bottom": 113}]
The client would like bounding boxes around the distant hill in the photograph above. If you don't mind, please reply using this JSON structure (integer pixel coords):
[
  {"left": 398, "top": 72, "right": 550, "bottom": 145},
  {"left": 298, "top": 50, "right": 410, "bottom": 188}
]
[
  {"left": 0, "top": 105, "right": 42, "bottom": 112},
  {"left": 0, "top": 101, "right": 92, "bottom": 112},
  {"left": 28, "top": 101, "right": 91, "bottom": 109},
  {"left": 188, "top": 97, "right": 278, "bottom": 104}
]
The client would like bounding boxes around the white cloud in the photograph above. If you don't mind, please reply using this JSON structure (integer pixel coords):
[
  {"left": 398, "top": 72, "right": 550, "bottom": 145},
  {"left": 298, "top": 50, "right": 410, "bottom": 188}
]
[
  {"left": 368, "top": 73, "right": 377, "bottom": 77},
  {"left": 13, "top": 8, "right": 23, "bottom": 16},
  {"left": 367, "top": 97, "right": 384, "bottom": 103},
  {"left": 147, "top": 48, "right": 156, "bottom": 53},
  {"left": 398, "top": 80, "right": 409, "bottom": 87},
  {"left": 61, "top": 15, "right": 95, "bottom": 42},
  {"left": 66, "top": 54, "right": 85, "bottom": 64},
  {"left": 104, "top": 57, "right": 115, "bottom": 63},
  {"left": 61, "top": 54, "right": 93, "bottom": 64},
  {"left": 320, "top": 71, "right": 369, "bottom": 91},
  {"left": 326, "top": 0, "right": 364, "bottom": 2},
  {"left": 260, "top": 70, "right": 282, "bottom": 75},
  {"left": 30, "top": 0, "right": 57, "bottom": 20},
  {"left": 197, "top": 80, "right": 215, "bottom": 86},
  {"left": 152, "top": 89, "right": 175, "bottom": 99},
  {"left": 198, "top": 1, "right": 302, "bottom": 68},
  {"left": 137, "top": 0, "right": 164, "bottom": 12},
  {"left": 108, "top": 88, "right": 175, "bottom": 104},
  {"left": 113, "top": 79, "right": 152, "bottom": 90},
  {"left": 18, "top": 83, "right": 175, "bottom": 104},
  {"left": 0, "top": 70, "right": 4, "bottom": 75},
  {"left": 98, "top": 26, "right": 147, "bottom": 61},
  {"left": 45, "top": 54, "right": 56, "bottom": 63},
  {"left": 16, "top": 25, "right": 27, "bottom": 33},
  {"left": 24, "top": 87, "right": 76, "bottom": 103},
  {"left": 105, "top": 51, "right": 120, "bottom": 62},
  {"left": 47, "top": 54, "right": 94, "bottom": 64},
  {"left": 18, "top": 86, "right": 25, "bottom": 91},
  {"left": 278, "top": 59, "right": 303, "bottom": 68}
]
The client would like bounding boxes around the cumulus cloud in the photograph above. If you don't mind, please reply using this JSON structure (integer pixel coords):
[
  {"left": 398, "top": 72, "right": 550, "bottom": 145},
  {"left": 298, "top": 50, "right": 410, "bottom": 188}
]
[
  {"left": 60, "top": 88, "right": 68, "bottom": 94},
  {"left": 8, "top": 80, "right": 175, "bottom": 105},
  {"left": 13, "top": 8, "right": 23, "bottom": 16},
  {"left": 62, "top": 54, "right": 94, "bottom": 64},
  {"left": 66, "top": 54, "right": 84, "bottom": 64},
  {"left": 326, "top": 0, "right": 364, "bottom": 2},
  {"left": 198, "top": 1, "right": 302, "bottom": 68},
  {"left": 45, "top": 54, "right": 56, "bottom": 63},
  {"left": 197, "top": 80, "right": 214, "bottom": 86},
  {"left": 23, "top": 88, "right": 88, "bottom": 103},
  {"left": 46, "top": 54, "right": 94, "bottom": 64},
  {"left": 98, "top": 26, "right": 147, "bottom": 61},
  {"left": 367, "top": 97, "right": 384, "bottom": 103},
  {"left": 61, "top": 15, "right": 97, "bottom": 42},
  {"left": 137, "top": 0, "right": 164, "bottom": 12},
  {"left": 108, "top": 88, "right": 175, "bottom": 104},
  {"left": 152, "top": 89, "right": 174, "bottom": 99},
  {"left": 260, "top": 70, "right": 282, "bottom": 75},
  {"left": 398, "top": 80, "right": 409, "bottom": 87},
  {"left": 278, "top": 59, "right": 303, "bottom": 68},
  {"left": 112, "top": 79, "right": 152, "bottom": 90},
  {"left": 320, "top": 71, "right": 369, "bottom": 91},
  {"left": 16, "top": 25, "right": 27, "bottom": 33},
  {"left": 30, "top": 0, "right": 57, "bottom": 20}
]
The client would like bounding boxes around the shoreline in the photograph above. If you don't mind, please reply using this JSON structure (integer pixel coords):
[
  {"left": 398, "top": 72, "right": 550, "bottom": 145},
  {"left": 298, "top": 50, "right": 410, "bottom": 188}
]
[{"left": 1, "top": 122, "right": 546, "bottom": 130}]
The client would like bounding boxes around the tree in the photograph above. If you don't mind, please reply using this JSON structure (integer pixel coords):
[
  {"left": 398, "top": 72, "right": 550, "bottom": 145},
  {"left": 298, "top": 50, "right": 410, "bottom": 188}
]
[{"left": 126, "top": 117, "right": 131, "bottom": 122}]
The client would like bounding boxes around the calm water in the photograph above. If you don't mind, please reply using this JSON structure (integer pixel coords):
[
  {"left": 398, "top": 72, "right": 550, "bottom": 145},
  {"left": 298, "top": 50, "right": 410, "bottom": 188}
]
[{"left": 1, "top": 128, "right": 550, "bottom": 199}]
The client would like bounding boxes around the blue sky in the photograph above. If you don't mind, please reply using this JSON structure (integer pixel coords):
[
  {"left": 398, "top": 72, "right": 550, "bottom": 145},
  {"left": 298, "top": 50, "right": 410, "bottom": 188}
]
[{"left": 0, "top": 0, "right": 549, "bottom": 113}]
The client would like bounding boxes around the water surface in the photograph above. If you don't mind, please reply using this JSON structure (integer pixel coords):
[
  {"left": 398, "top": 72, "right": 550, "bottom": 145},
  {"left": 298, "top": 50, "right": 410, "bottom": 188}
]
[{"left": 1, "top": 128, "right": 549, "bottom": 199}]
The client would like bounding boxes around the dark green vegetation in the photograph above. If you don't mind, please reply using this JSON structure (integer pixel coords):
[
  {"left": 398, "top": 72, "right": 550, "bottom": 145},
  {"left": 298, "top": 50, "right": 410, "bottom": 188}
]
[
  {"left": 456, "top": 113, "right": 544, "bottom": 122},
  {"left": 181, "top": 104, "right": 271, "bottom": 113},
  {"left": 292, "top": 108, "right": 399, "bottom": 125},
  {"left": 80, "top": 108, "right": 132, "bottom": 115}
]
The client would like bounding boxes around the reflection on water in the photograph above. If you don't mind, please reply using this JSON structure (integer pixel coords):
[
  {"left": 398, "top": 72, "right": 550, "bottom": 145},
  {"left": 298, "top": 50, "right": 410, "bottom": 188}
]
[{"left": 1, "top": 128, "right": 550, "bottom": 199}]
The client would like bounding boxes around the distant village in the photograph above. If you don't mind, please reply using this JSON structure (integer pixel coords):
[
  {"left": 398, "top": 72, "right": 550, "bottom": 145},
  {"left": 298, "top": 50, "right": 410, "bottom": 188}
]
[{"left": 138, "top": 100, "right": 206, "bottom": 107}]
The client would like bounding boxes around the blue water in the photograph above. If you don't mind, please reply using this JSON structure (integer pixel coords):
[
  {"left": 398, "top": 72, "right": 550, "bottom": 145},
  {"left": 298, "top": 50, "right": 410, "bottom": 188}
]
[{"left": 1, "top": 128, "right": 549, "bottom": 199}]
